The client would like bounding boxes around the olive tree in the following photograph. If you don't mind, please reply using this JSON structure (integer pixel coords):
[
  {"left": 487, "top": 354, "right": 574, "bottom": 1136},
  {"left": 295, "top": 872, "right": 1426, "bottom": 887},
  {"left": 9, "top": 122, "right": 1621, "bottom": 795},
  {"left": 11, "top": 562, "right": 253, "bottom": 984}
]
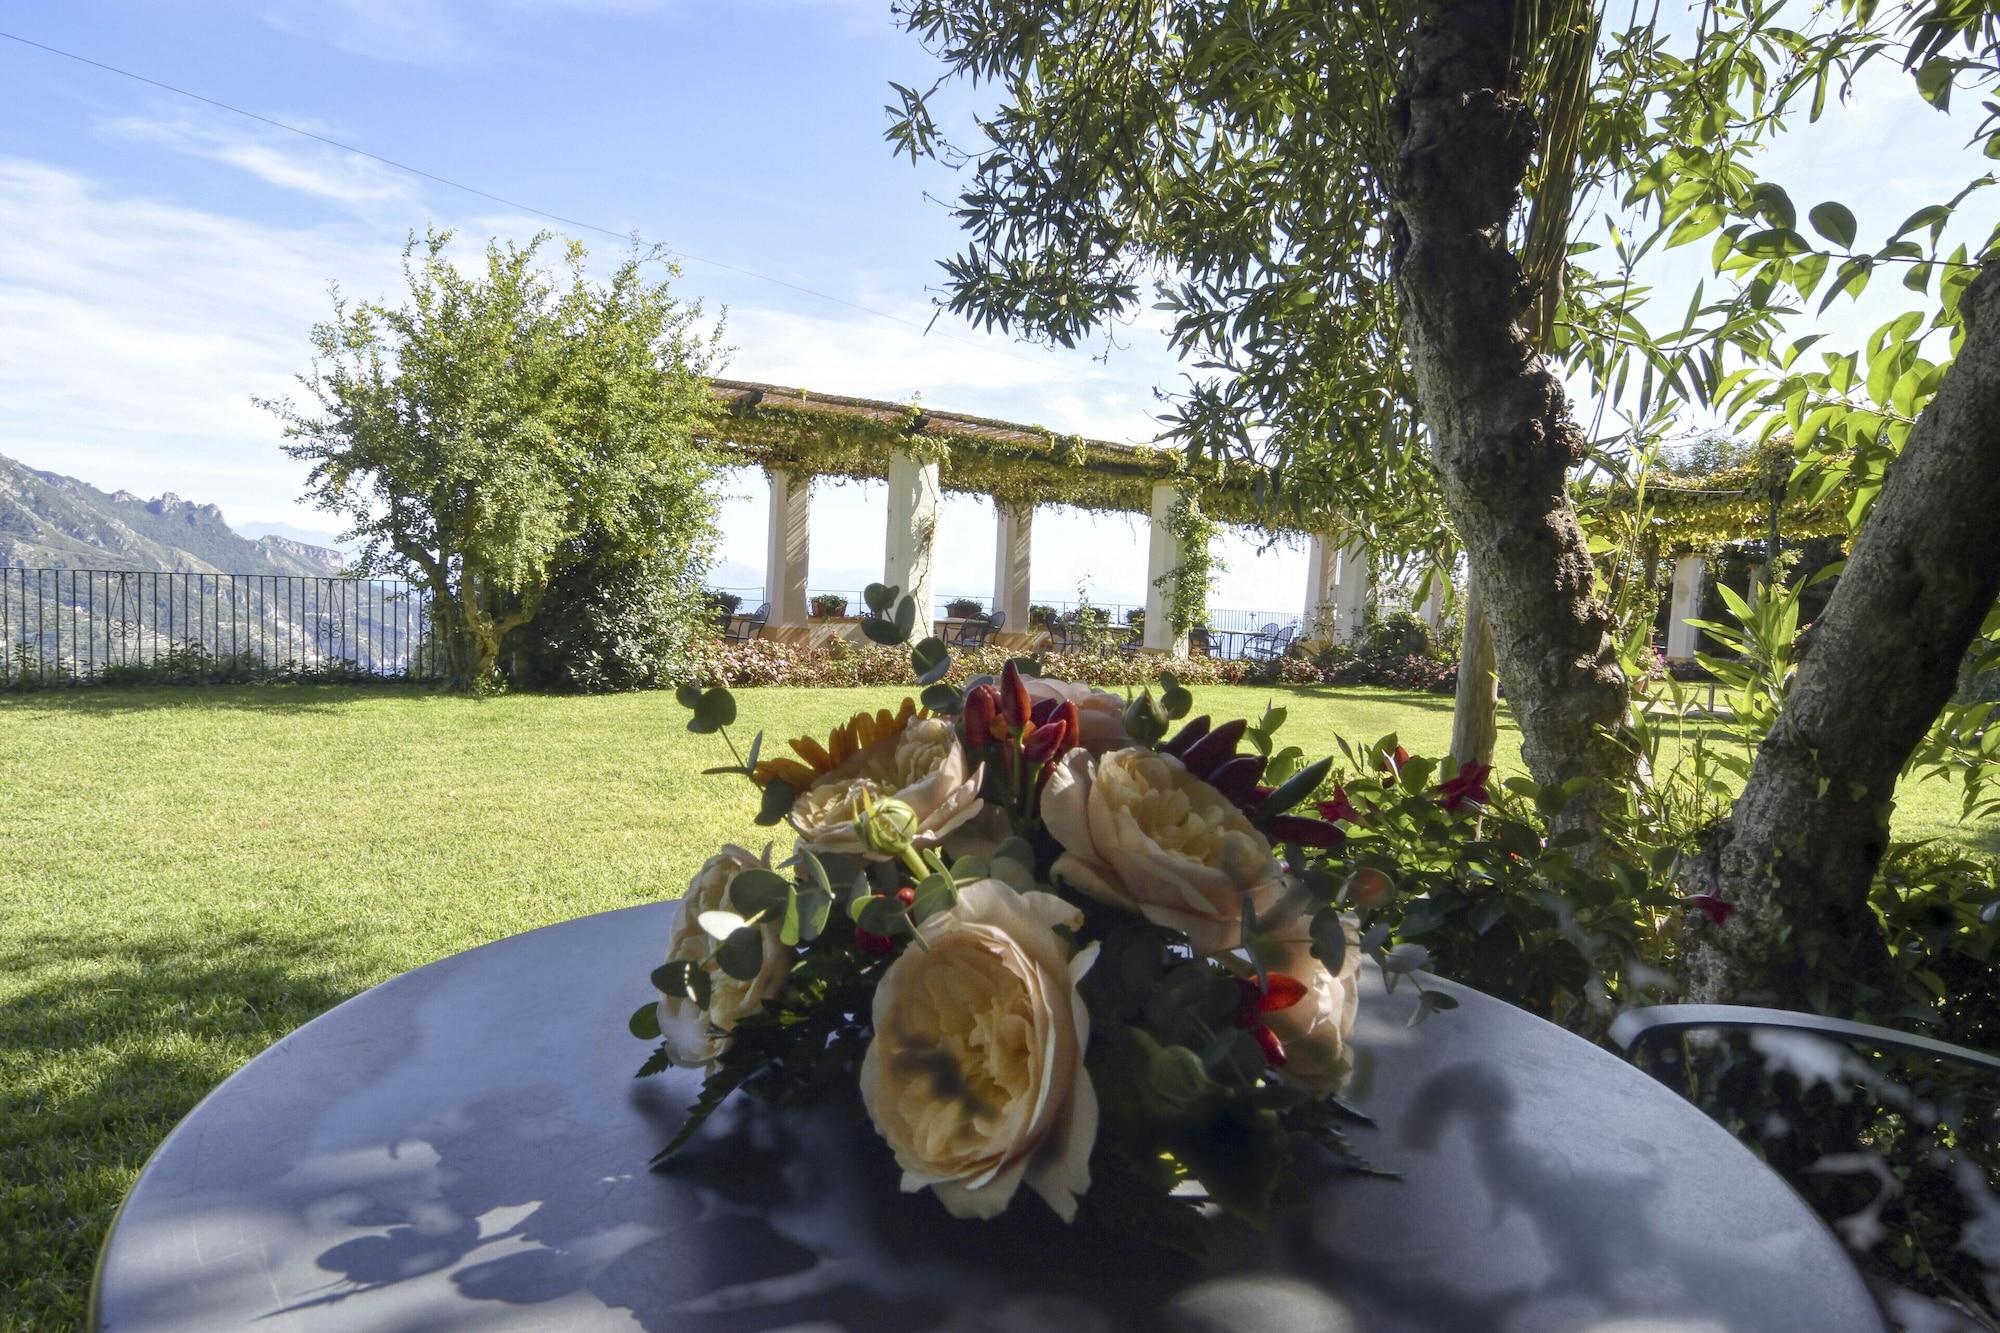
[
  {"left": 266, "top": 230, "right": 723, "bottom": 691},
  {"left": 887, "top": 0, "right": 2000, "bottom": 1004}
]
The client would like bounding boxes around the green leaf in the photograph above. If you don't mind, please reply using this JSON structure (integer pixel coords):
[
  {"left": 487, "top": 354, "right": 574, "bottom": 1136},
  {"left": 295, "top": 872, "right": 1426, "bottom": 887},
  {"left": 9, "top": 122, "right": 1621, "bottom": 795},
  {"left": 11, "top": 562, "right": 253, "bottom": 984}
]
[
  {"left": 910, "top": 871, "right": 958, "bottom": 924},
  {"left": 1310, "top": 908, "right": 1349, "bottom": 974},
  {"left": 910, "top": 636, "right": 951, "bottom": 685},
  {"left": 856, "top": 892, "right": 913, "bottom": 938},
  {"left": 728, "top": 868, "right": 792, "bottom": 921},
  {"left": 920, "top": 682, "right": 962, "bottom": 713},
  {"left": 863, "top": 582, "right": 899, "bottom": 614},
  {"left": 1807, "top": 201, "right": 1856, "bottom": 250},
  {"left": 714, "top": 925, "right": 766, "bottom": 981},
  {"left": 629, "top": 1001, "right": 662, "bottom": 1040},
  {"left": 861, "top": 617, "right": 907, "bottom": 646},
  {"left": 674, "top": 683, "right": 702, "bottom": 710},
  {"left": 1254, "top": 755, "right": 1333, "bottom": 822},
  {"left": 894, "top": 594, "right": 918, "bottom": 639},
  {"left": 992, "top": 836, "right": 1037, "bottom": 873}
]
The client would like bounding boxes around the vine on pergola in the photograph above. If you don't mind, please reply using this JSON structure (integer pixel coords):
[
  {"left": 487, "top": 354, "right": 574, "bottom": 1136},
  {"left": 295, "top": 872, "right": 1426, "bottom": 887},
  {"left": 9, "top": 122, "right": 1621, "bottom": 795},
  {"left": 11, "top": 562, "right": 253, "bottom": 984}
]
[{"left": 698, "top": 378, "right": 1327, "bottom": 530}]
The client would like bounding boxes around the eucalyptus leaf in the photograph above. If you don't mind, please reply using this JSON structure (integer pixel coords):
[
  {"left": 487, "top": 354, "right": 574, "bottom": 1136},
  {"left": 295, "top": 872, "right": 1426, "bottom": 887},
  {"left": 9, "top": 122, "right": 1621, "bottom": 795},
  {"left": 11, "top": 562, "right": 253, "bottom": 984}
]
[
  {"left": 728, "top": 868, "right": 792, "bottom": 920},
  {"left": 856, "top": 892, "right": 914, "bottom": 937},
  {"left": 863, "top": 582, "right": 899, "bottom": 614},
  {"left": 911, "top": 636, "right": 952, "bottom": 685},
  {"left": 755, "top": 778, "right": 797, "bottom": 827},
  {"left": 714, "top": 925, "right": 766, "bottom": 981},
  {"left": 628, "top": 1001, "right": 662, "bottom": 1040},
  {"left": 697, "top": 909, "right": 748, "bottom": 940},
  {"left": 910, "top": 871, "right": 958, "bottom": 924}
]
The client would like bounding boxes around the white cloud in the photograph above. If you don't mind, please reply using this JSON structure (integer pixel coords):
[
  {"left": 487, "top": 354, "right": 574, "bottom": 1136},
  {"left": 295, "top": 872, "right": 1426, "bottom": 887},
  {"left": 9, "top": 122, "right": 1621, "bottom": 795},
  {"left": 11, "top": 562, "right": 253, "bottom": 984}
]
[{"left": 100, "top": 115, "right": 419, "bottom": 210}]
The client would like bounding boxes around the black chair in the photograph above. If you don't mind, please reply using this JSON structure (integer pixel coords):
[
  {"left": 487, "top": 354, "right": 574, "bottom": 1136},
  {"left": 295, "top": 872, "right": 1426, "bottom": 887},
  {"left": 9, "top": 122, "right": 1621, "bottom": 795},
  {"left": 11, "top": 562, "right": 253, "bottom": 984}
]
[
  {"left": 726, "top": 602, "right": 769, "bottom": 644},
  {"left": 953, "top": 610, "right": 1004, "bottom": 648},
  {"left": 1188, "top": 625, "right": 1213, "bottom": 658},
  {"left": 1242, "top": 621, "right": 1284, "bottom": 661}
]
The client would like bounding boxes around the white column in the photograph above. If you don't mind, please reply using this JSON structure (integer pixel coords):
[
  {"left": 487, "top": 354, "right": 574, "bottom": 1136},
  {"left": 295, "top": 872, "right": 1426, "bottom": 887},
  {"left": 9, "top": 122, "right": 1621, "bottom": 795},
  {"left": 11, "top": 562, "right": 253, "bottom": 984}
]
[
  {"left": 1142, "top": 481, "right": 1188, "bottom": 654},
  {"left": 1332, "top": 540, "right": 1371, "bottom": 645},
  {"left": 884, "top": 448, "right": 941, "bottom": 627},
  {"left": 992, "top": 501, "right": 1033, "bottom": 631},
  {"left": 764, "top": 467, "right": 810, "bottom": 628},
  {"left": 1665, "top": 555, "right": 1706, "bottom": 660},
  {"left": 1418, "top": 571, "right": 1447, "bottom": 633},
  {"left": 1304, "top": 534, "right": 1339, "bottom": 643}
]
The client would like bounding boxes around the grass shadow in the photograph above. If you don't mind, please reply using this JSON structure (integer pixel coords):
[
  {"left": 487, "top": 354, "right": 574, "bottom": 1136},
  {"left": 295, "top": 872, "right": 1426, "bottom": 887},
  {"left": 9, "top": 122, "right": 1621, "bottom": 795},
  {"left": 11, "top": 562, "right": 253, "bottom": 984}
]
[{"left": 0, "top": 922, "right": 373, "bottom": 1330}]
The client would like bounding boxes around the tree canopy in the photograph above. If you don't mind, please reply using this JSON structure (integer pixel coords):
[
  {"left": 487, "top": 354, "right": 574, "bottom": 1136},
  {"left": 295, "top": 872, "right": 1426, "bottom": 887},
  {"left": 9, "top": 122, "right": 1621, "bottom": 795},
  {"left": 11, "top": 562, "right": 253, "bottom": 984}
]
[{"left": 266, "top": 230, "right": 724, "bottom": 690}]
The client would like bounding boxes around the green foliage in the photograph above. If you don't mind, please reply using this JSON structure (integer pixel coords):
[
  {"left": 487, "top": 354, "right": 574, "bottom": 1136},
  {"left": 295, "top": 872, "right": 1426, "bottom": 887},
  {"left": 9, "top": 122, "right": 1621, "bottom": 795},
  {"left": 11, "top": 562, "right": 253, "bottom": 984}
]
[
  {"left": 1156, "top": 492, "right": 1219, "bottom": 638},
  {"left": 264, "top": 229, "right": 723, "bottom": 691},
  {"left": 508, "top": 533, "right": 713, "bottom": 693}
]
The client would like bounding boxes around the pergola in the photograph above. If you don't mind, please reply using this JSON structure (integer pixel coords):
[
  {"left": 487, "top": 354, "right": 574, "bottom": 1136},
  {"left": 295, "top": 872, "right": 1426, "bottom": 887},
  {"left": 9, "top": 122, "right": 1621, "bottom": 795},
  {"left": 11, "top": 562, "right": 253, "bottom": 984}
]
[{"left": 698, "top": 379, "right": 1419, "bottom": 652}]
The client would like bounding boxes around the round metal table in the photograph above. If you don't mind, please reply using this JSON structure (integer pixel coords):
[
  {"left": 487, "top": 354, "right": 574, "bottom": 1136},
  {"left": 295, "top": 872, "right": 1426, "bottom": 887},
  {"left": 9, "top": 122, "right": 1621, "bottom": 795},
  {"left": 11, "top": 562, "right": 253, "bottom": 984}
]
[{"left": 92, "top": 904, "right": 1885, "bottom": 1332}]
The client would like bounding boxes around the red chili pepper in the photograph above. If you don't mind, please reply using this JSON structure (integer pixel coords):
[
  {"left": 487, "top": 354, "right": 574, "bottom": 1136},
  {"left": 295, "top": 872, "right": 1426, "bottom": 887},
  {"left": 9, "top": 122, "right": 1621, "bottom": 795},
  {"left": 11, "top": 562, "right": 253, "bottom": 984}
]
[
  {"left": 1000, "top": 659, "right": 1031, "bottom": 730},
  {"left": 1251, "top": 1023, "right": 1288, "bottom": 1067},
  {"left": 963, "top": 682, "right": 1002, "bottom": 746}
]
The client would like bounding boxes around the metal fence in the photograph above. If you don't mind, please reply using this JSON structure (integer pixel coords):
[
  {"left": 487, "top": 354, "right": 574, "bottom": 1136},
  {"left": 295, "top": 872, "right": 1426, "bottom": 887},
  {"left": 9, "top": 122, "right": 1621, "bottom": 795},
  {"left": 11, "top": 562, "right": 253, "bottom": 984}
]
[{"left": 1, "top": 567, "right": 441, "bottom": 687}]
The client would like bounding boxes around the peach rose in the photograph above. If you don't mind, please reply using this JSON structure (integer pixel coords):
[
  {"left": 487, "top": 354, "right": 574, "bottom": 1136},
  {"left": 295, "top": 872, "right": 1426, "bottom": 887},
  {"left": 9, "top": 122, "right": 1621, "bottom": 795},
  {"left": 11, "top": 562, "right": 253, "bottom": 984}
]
[
  {"left": 1042, "top": 747, "right": 1288, "bottom": 953},
  {"left": 860, "top": 878, "right": 1099, "bottom": 1221},
  {"left": 788, "top": 715, "right": 984, "bottom": 858},
  {"left": 1260, "top": 926, "right": 1363, "bottom": 1093},
  {"left": 657, "top": 846, "right": 789, "bottom": 1068}
]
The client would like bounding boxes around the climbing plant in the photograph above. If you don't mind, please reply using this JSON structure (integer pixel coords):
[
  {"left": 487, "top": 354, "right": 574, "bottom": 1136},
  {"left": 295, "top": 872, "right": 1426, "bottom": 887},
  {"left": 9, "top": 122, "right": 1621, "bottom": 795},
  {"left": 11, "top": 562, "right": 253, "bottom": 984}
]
[{"left": 1155, "top": 492, "right": 1219, "bottom": 637}]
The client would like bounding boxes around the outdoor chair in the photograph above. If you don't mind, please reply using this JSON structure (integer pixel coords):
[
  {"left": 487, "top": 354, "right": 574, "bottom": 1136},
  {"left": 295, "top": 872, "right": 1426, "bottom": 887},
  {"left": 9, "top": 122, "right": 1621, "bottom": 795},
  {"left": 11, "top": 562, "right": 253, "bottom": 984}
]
[
  {"left": 952, "top": 610, "right": 1004, "bottom": 648},
  {"left": 1242, "top": 621, "right": 1284, "bottom": 661},
  {"left": 1188, "top": 625, "right": 1213, "bottom": 658},
  {"left": 725, "top": 603, "right": 768, "bottom": 643}
]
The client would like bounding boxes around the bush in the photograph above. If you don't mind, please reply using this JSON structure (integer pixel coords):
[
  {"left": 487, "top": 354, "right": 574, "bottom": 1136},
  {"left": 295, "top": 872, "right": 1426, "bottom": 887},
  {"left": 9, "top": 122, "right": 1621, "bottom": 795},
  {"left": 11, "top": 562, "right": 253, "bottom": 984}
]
[
  {"left": 944, "top": 597, "right": 985, "bottom": 619},
  {"left": 810, "top": 593, "right": 849, "bottom": 619},
  {"left": 1359, "top": 610, "right": 1435, "bottom": 659},
  {"left": 704, "top": 589, "right": 742, "bottom": 631},
  {"left": 508, "top": 540, "right": 710, "bottom": 693}
]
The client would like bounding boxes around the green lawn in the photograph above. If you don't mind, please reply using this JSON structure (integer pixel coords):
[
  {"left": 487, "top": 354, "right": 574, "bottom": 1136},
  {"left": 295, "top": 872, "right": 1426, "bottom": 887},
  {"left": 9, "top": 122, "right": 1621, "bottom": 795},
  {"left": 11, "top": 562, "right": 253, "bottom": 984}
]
[{"left": 1, "top": 682, "right": 1989, "bottom": 1328}]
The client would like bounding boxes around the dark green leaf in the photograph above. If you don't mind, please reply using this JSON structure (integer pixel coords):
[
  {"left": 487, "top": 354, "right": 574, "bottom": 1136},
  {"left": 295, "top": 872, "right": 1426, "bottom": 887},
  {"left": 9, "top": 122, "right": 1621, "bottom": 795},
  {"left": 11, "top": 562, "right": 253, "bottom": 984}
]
[
  {"left": 910, "top": 871, "right": 958, "bottom": 923},
  {"left": 921, "top": 682, "right": 962, "bottom": 713},
  {"left": 714, "top": 925, "right": 765, "bottom": 981},
  {"left": 863, "top": 582, "right": 898, "bottom": 614},
  {"left": 628, "top": 1001, "right": 662, "bottom": 1040},
  {"left": 1254, "top": 755, "right": 1333, "bottom": 822},
  {"left": 729, "top": 867, "right": 792, "bottom": 921},
  {"left": 911, "top": 636, "right": 951, "bottom": 685}
]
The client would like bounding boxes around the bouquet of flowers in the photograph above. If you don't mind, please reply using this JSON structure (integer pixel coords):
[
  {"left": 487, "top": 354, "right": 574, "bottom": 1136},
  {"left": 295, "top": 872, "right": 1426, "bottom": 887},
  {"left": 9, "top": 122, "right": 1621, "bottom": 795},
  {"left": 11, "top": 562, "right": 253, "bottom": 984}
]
[{"left": 631, "top": 587, "right": 1458, "bottom": 1238}]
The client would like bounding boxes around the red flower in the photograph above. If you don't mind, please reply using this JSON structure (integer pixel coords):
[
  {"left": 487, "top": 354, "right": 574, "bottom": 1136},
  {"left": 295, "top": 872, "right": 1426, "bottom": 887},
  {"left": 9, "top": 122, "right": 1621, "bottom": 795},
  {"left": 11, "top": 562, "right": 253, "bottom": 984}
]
[
  {"left": 1269, "top": 814, "right": 1345, "bottom": 849},
  {"left": 1683, "top": 894, "right": 1736, "bottom": 926},
  {"left": 1436, "top": 762, "right": 1492, "bottom": 814},
  {"left": 999, "top": 659, "right": 1032, "bottom": 731},
  {"left": 963, "top": 682, "right": 1002, "bottom": 746},
  {"left": 1378, "top": 744, "right": 1411, "bottom": 773},
  {"left": 1317, "top": 784, "right": 1362, "bottom": 826},
  {"left": 1021, "top": 700, "right": 1079, "bottom": 767}
]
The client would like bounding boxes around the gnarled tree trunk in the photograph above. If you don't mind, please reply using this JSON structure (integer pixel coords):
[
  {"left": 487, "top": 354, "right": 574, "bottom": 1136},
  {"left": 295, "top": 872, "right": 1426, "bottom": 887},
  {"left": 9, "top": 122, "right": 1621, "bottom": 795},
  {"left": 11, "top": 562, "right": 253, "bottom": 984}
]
[
  {"left": 1390, "top": 0, "right": 1636, "bottom": 835},
  {"left": 1685, "top": 260, "right": 2000, "bottom": 1008}
]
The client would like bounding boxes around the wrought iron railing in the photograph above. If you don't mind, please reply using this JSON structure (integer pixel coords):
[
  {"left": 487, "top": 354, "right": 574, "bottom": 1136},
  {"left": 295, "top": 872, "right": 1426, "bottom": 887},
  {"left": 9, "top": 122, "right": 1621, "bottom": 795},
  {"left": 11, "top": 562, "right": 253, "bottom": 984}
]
[{"left": 1, "top": 567, "right": 441, "bottom": 687}]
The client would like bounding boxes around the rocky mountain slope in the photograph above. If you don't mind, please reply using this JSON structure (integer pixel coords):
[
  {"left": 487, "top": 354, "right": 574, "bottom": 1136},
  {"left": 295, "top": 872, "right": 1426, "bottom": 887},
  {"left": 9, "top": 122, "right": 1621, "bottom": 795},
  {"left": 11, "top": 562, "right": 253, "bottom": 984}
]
[{"left": 0, "top": 453, "right": 343, "bottom": 575}]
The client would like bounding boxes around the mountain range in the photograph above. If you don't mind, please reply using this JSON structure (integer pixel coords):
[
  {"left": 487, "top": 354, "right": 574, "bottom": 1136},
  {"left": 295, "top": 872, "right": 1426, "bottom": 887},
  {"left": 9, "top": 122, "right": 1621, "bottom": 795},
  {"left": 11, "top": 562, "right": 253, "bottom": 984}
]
[{"left": 0, "top": 452, "right": 344, "bottom": 576}]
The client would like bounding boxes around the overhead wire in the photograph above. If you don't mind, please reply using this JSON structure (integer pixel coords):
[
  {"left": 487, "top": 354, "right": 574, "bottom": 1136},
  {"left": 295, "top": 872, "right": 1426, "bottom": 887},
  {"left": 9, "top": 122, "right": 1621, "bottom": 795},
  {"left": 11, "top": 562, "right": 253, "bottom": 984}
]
[{"left": 0, "top": 27, "right": 988, "bottom": 347}]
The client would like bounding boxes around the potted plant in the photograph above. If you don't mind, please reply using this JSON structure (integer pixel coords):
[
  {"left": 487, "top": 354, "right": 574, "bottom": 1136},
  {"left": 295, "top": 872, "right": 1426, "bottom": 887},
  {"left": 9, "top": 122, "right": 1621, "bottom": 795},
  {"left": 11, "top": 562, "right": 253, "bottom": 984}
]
[
  {"left": 944, "top": 597, "right": 985, "bottom": 619},
  {"left": 810, "top": 593, "right": 849, "bottom": 619}
]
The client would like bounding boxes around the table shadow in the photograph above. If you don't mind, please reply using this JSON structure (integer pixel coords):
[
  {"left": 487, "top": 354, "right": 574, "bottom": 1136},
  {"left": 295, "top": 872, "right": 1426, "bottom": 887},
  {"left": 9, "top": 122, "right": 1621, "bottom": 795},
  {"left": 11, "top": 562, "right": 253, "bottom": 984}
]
[{"left": 262, "top": 1057, "right": 1798, "bottom": 1332}]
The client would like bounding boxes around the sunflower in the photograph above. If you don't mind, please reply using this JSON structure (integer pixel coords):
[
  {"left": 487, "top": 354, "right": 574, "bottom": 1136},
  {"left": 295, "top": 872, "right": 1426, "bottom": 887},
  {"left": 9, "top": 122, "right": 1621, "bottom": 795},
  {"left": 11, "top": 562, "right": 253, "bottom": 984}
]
[{"left": 753, "top": 697, "right": 923, "bottom": 790}]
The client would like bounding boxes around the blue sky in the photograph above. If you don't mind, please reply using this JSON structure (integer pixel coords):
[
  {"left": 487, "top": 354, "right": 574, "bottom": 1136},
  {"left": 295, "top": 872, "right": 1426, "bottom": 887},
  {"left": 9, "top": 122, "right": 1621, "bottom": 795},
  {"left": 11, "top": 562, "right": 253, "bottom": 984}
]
[{"left": 0, "top": 2, "right": 1985, "bottom": 614}]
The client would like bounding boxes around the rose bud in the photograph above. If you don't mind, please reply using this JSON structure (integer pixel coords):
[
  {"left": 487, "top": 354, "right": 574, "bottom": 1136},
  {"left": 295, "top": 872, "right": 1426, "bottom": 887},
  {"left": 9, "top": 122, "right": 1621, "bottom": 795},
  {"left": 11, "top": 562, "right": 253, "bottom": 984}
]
[
  {"left": 1161, "top": 714, "right": 1212, "bottom": 758},
  {"left": 964, "top": 682, "right": 1002, "bottom": 746},
  {"left": 1000, "top": 659, "right": 1032, "bottom": 730},
  {"left": 1178, "top": 717, "right": 1248, "bottom": 779},
  {"left": 1029, "top": 696, "right": 1062, "bottom": 727},
  {"left": 1206, "top": 754, "right": 1268, "bottom": 805},
  {"left": 858, "top": 796, "right": 920, "bottom": 856},
  {"left": 1020, "top": 711, "right": 1071, "bottom": 767}
]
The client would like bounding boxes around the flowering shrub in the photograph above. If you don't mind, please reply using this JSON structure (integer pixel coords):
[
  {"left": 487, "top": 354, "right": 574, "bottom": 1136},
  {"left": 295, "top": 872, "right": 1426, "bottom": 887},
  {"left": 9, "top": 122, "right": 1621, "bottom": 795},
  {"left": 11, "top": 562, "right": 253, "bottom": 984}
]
[{"left": 686, "top": 638, "right": 1278, "bottom": 689}]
